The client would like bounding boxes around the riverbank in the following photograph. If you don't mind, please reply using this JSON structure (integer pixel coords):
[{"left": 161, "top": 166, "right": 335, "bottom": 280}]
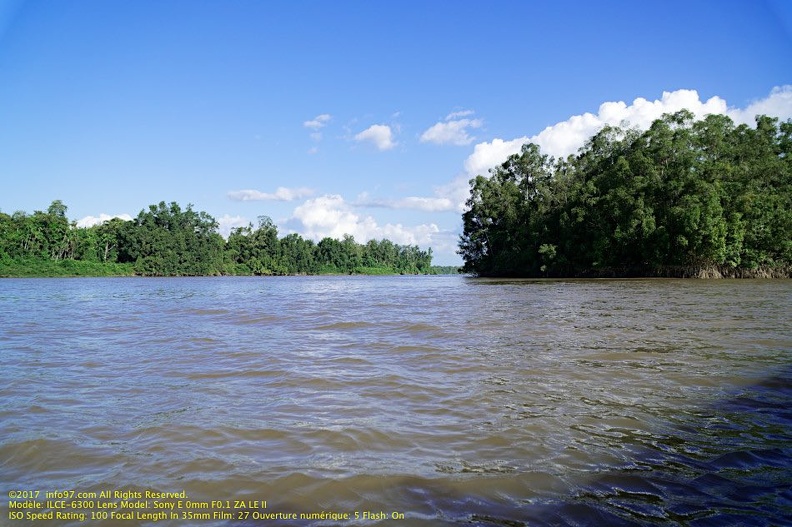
[
  {"left": 572, "top": 264, "right": 792, "bottom": 279},
  {"left": 471, "top": 264, "right": 792, "bottom": 279}
]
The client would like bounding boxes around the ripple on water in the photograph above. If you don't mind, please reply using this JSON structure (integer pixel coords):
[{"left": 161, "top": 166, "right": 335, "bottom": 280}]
[{"left": 0, "top": 277, "right": 790, "bottom": 526}]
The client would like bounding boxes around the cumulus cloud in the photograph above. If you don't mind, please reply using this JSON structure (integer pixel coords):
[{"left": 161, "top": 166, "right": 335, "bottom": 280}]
[
  {"left": 303, "top": 114, "right": 332, "bottom": 130},
  {"left": 464, "top": 137, "right": 532, "bottom": 178},
  {"left": 216, "top": 214, "right": 249, "bottom": 238},
  {"left": 75, "top": 213, "right": 132, "bottom": 228},
  {"left": 354, "top": 124, "right": 396, "bottom": 150},
  {"left": 727, "top": 85, "right": 792, "bottom": 125},
  {"left": 228, "top": 187, "right": 315, "bottom": 202},
  {"left": 421, "top": 110, "right": 483, "bottom": 146},
  {"left": 290, "top": 194, "right": 439, "bottom": 246},
  {"left": 463, "top": 86, "right": 792, "bottom": 177}
]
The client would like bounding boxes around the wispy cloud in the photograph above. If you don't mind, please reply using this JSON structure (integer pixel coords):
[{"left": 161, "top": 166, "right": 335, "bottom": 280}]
[
  {"left": 356, "top": 193, "right": 456, "bottom": 213},
  {"left": 228, "top": 187, "right": 315, "bottom": 202},
  {"left": 304, "top": 114, "right": 332, "bottom": 151},
  {"left": 421, "top": 110, "right": 483, "bottom": 146},
  {"left": 446, "top": 110, "right": 475, "bottom": 120},
  {"left": 354, "top": 124, "right": 396, "bottom": 150},
  {"left": 303, "top": 113, "right": 332, "bottom": 130}
]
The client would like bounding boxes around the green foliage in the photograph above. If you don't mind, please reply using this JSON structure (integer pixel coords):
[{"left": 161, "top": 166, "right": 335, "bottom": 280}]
[
  {"left": 459, "top": 113, "right": 792, "bottom": 277},
  {"left": 428, "top": 265, "right": 463, "bottom": 275},
  {"left": 119, "top": 201, "right": 226, "bottom": 276},
  {"left": 0, "top": 200, "right": 433, "bottom": 277},
  {"left": 0, "top": 201, "right": 78, "bottom": 261},
  {"left": 0, "top": 258, "right": 134, "bottom": 277}
]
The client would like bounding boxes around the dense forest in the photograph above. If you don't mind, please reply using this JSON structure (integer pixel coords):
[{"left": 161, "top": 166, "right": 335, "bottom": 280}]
[
  {"left": 459, "top": 111, "right": 792, "bottom": 277},
  {"left": 0, "top": 200, "right": 436, "bottom": 277}
]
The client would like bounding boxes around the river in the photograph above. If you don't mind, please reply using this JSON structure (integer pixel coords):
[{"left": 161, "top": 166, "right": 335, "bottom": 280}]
[{"left": 1, "top": 276, "right": 790, "bottom": 526}]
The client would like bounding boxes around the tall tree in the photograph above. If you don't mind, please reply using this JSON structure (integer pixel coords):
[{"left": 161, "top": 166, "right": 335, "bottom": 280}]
[{"left": 459, "top": 113, "right": 791, "bottom": 277}]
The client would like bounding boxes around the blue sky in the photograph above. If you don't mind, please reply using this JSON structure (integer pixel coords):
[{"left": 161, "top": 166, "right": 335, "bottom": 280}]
[{"left": 1, "top": 0, "right": 791, "bottom": 265}]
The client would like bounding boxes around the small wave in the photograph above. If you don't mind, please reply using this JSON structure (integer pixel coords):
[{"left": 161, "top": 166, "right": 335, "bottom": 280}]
[
  {"left": 184, "top": 308, "right": 230, "bottom": 316},
  {"left": 312, "top": 321, "right": 377, "bottom": 331}
]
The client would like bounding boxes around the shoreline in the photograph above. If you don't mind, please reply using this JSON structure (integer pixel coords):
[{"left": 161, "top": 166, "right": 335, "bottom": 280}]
[
  {"left": 0, "top": 259, "right": 458, "bottom": 278},
  {"left": 473, "top": 264, "right": 792, "bottom": 279}
]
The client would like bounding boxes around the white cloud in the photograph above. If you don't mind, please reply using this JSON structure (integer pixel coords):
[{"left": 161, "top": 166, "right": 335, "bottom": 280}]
[
  {"left": 421, "top": 118, "right": 483, "bottom": 146},
  {"left": 290, "top": 194, "right": 439, "bottom": 246},
  {"left": 421, "top": 110, "right": 483, "bottom": 146},
  {"left": 464, "top": 136, "right": 531, "bottom": 178},
  {"left": 727, "top": 85, "right": 792, "bottom": 125},
  {"left": 303, "top": 114, "right": 332, "bottom": 130},
  {"left": 463, "top": 86, "right": 792, "bottom": 177},
  {"left": 386, "top": 174, "right": 477, "bottom": 216},
  {"left": 216, "top": 214, "right": 249, "bottom": 239},
  {"left": 304, "top": 114, "right": 332, "bottom": 147},
  {"left": 355, "top": 193, "right": 457, "bottom": 212},
  {"left": 390, "top": 196, "right": 456, "bottom": 212},
  {"left": 435, "top": 174, "right": 476, "bottom": 213},
  {"left": 446, "top": 110, "right": 475, "bottom": 120},
  {"left": 75, "top": 213, "right": 132, "bottom": 228},
  {"left": 228, "top": 187, "right": 315, "bottom": 202},
  {"left": 354, "top": 124, "right": 396, "bottom": 150}
]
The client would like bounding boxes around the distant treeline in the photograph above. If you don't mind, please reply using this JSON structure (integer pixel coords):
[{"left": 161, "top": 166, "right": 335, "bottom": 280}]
[
  {"left": 459, "top": 111, "right": 792, "bottom": 277},
  {"left": 0, "top": 200, "right": 436, "bottom": 276}
]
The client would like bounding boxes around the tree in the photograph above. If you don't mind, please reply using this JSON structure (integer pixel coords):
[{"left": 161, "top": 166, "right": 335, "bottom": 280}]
[
  {"left": 122, "top": 201, "right": 224, "bottom": 276},
  {"left": 459, "top": 143, "right": 554, "bottom": 276},
  {"left": 0, "top": 200, "right": 436, "bottom": 276},
  {"left": 458, "top": 113, "right": 792, "bottom": 277},
  {"left": 277, "top": 233, "right": 316, "bottom": 274}
]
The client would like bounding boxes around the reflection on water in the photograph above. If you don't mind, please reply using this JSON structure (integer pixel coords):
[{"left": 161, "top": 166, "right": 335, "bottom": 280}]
[{"left": 1, "top": 276, "right": 790, "bottom": 525}]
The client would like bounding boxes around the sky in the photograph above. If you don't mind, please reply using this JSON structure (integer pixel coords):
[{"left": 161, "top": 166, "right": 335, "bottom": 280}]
[{"left": 1, "top": 0, "right": 791, "bottom": 265}]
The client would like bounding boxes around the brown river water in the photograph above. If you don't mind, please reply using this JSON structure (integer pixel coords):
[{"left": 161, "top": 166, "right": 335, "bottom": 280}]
[{"left": 1, "top": 276, "right": 791, "bottom": 526}]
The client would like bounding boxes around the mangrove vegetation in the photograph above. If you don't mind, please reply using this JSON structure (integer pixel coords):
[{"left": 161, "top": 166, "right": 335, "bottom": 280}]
[
  {"left": 459, "top": 112, "right": 792, "bottom": 277},
  {"left": 0, "top": 200, "right": 434, "bottom": 277}
]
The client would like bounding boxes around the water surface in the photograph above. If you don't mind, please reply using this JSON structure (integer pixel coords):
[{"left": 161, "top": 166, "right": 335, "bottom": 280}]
[{"left": 1, "top": 276, "right": 791, "bottom": 525}]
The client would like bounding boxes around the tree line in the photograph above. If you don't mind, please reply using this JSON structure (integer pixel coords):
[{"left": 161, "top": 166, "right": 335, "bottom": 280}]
[
  {"left": 0, "top": 200, "right": 434, "bottom": 276},
  {"left": 459, "top": 111, "right": 792, "bottom": 277}
]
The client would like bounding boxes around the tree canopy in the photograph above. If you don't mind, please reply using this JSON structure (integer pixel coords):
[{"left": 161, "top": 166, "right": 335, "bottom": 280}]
[
  {"left": 459, "top": 112, "right": 792, "bottom": 277},
  {"left": 0, "top": 200, "right": 433, "bottom": 277}
]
